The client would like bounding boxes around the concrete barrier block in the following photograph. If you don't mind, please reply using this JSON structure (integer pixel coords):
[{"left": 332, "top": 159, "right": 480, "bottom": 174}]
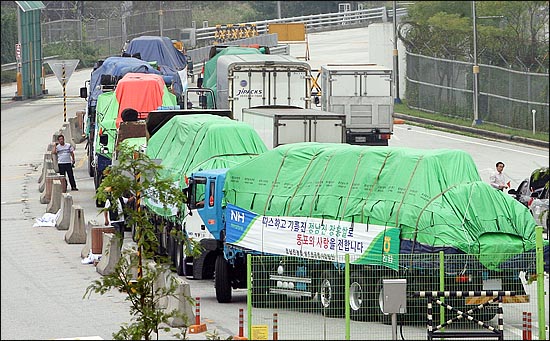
[
  {"left": 40, "top": 173, "right": 66, "bottom": 204},
  {"left": 38, "top": 153, "right": 53, "bottom": 184},
  {"left": 69, "top": 116, "right": 85, "bottom": 144},
  {"left": 52, "top": 152, "right": 59, "bottom": 173},
  {"left": 166, "top": 275, "right": 195, "bottom": 327},
  {"left": 64, "top": 205, "right": 86, "bottom": 244},
  {"left": 81, "top": 220, "right": 101, "bottom": 258},
  {"left": 121, "top": 242, "right": 140, "bottom": 280},
  {"left": 148, "top": 263, "right": 174, "bottom": 309},
  {"left": 56, "top": 193, "right": 73, "bottom": 231},
  {"left": 96, "top": 233, "right": 121, "bottom": 276},
  {"left": 46, "top": 180, "right": 62, "bottom": 213},
  {"left": 39, "top": 162, "right": 54, "bottom": 193}
]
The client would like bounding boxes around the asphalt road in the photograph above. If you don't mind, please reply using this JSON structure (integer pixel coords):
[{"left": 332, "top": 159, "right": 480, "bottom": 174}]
[{"left": 1, "top": 26, "right": 548, "bottom": 340}]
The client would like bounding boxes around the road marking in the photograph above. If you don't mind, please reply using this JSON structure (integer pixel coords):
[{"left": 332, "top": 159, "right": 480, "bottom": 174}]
[{"left": 394, "top": 125, "right": 548, "bottom": 158}]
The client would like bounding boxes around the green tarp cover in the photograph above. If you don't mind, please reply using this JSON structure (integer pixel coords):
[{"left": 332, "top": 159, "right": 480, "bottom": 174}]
[
  {"left": 203, "top": 47, "right": 262, "bottom": 108},
  {"left": 120, "top": 137, "right": 147, "bottom": 151},
  {"left": 95, "top": 91, "right": 119, "bottom": 159},
  {"left": 145, "top": 114, "right": 267, "bottom": 216},
  {"left": 223, "top": 142, "right": 538, "bottom": 269}
]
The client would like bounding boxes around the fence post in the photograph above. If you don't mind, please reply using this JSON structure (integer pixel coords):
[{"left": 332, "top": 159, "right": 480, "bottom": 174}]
[{"left": 535, "top": 226, "right": 546, "bottom": 341}]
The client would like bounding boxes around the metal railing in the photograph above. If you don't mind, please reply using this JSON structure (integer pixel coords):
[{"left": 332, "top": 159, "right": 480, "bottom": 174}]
[
  {"left": 193, "top": 6, "right": 406, "bottom": 45},
  {"left": 2, "top": 55, "right": 60, "bottom": 72}
]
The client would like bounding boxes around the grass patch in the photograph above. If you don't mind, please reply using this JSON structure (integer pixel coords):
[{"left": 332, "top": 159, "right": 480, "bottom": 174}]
[{"left": 395, "top": 102, "right": 548, "bottom": 143}]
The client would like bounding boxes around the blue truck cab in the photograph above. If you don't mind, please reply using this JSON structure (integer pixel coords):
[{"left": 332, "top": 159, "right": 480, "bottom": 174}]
[{"left": 187, "top": 168, "right": 228, "bottom": 241}]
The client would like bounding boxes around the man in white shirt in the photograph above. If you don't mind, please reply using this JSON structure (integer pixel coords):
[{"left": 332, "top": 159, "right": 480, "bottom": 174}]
[
  {"left": 490, "top": 161, "right": 509, "bottom": 191},
  {"left": 52, "top": 134, "right": 78, "bottom": 191}
]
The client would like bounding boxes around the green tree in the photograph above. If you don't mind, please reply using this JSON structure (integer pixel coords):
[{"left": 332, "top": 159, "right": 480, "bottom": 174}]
[
  {"left": 399, "top": 1, "right": 549, "bottom": 71},
  {"left": 1, "top": 4, "right": 17, "bottom": 64},
  {"left": 84, "top": 142, "right": 194, "bottom": 340}
]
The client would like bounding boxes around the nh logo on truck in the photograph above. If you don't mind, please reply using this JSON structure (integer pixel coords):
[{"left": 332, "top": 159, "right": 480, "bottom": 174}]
[{"left": 231, "top": 209, "right": 245, "bottom": 223}]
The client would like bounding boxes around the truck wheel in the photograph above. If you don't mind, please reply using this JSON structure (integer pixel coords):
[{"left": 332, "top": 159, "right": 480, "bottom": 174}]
[
  {"left": 317, "top": 269, "right": 344, "bottom": 318},
  {"left": 175, "top": 238, "right": 185, "bottom": 276},
  {"left": 167, "top": 227, "right": 175, "bottom": 264},
  {"left": 215, "top": 254, "right": 232, "bottom": 303},
  {"left": 87, "top": 148, "right": 94, "bottom": 177},
  {"left": 156, "top": 224, "right": 167, "bottom": 256}
]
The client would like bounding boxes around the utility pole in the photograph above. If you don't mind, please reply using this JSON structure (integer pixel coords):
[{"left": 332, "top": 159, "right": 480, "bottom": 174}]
[
  {"left": 393, "top": 1, "right": 401, "bottom": 104},
  {"left": 472, "top": 1, "right": 482, "bottom": 125},
  {"left": 277, "top": 1, "right": 282, "bottom": 19},
  {"left": 159, "top": 1, "right": 164, "bottom": 36}
]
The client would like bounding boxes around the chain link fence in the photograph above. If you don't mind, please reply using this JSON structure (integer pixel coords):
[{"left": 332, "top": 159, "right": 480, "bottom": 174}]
[
  {"left": 248, "top": 249, "right": 547, "bottom": 340},
  {"left": 405, "top": 51, "right": 549, "bottom": 133},
  {"left": 41, "top": 8, "right": 192, "bottom": 57}
]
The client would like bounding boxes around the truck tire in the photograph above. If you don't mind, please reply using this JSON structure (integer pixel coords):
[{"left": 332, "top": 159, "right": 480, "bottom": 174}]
[
  {"left": 167, "top": 226, "right": 175, "bottom": 264},
  {"left": 175, "top": 238, "right": 185, "bottom": 276},
  {"left": 215, "top": 254, "right": 232, "bottom": 303},
  {"left": 87, "top": 146, "right": 94, "bottom": 177},
  {"left": 317, "top": 269, "right": 344, "bottom": 318}
]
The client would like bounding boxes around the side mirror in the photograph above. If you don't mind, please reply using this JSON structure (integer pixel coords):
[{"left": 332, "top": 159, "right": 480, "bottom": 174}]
[
  {"left": 507, "top": 189, "right": 517, "bottom": 195},
  {"left": 99, "top": 134, "right": 109, "bottom": 146},
  {"left": 80, "top": 87, "right": 88, "bottom": 99}
]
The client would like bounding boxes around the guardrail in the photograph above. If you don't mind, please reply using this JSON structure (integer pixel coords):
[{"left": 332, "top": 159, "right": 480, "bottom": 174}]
[
  {"left": 193, "top": 6, "right": 406, "bottom": 45},
  {"left": 2, "top": 55, "right": 60, "bottom": 72},
  {"left": 187, "top": 6, "right": 406, "bottom": 74}
]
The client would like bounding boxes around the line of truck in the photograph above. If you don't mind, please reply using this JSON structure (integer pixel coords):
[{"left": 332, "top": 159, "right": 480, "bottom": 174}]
[{"left": 75, "top": 36, "right": 550, "bottom": 325}]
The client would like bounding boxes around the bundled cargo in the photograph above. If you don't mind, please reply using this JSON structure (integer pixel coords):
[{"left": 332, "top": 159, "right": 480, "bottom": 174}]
[{"left": 187, "top": 142, "right": 548, "bottom": 322}]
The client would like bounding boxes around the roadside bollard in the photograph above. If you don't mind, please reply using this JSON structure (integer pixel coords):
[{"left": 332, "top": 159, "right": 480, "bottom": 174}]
[
  {"left": 273, "top": 312, "right": 278, "bottom": 341},
  {"left": 526, "top": 311, "right": 532, "bottom": 340},
  {"left": 233, "top": 308, "right": 247, "bottom": 340},
  {"left": 188, "top": 297, "right": 207, "bottom": 334}
]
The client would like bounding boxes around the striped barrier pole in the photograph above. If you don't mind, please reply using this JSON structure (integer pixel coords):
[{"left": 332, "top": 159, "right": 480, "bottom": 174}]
[
  {"left": 62, "top": 64, "right": 67, "bottom": 122},
  {"left": 239, "top": 308, "right": 244, "bottom": 337},
  {"left": 188, "top": 296, "right": 207, "bottom": 333},
  {"left": 233, "top": 307, "right": 247, "bottom": 340},
  {"left": 527, "top": 311, "right": 532, "bottom": 340},
  {"left": 195, "top": 296, "right": 201, "bottom": 325},
  {"left": 273, "top": 312, "right": 278, "bottom": 341},
  {"left": 522, "top": 311, "right": 526, "bottom": 340}
]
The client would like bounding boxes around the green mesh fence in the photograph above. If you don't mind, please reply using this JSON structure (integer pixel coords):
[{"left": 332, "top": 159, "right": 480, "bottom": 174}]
[
  {"left": 248, "top": 251, "right": 545, "bottom": 340},
  {"left": 406, "top": 51, "right": 549, "bottom": 133}
]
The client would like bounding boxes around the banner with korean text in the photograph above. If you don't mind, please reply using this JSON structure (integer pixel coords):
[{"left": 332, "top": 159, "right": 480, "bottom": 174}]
[{"left": 225, "top": 204, "right": 400, "bottom": 270}]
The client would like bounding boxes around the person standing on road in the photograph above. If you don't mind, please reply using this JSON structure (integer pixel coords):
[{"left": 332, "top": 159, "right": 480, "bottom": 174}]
[
  {"left": 490, "top": 161, "right": 510, "bottom": 191},
  {"left": 52, "top": 134, "right": 78, "bottom": 191}
]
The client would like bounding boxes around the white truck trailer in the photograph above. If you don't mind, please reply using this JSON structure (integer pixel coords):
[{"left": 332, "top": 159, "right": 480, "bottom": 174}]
[
  {"left": 214, "top": 54, "right": 312, "bottom": 121},
  {"left": 320, "top": 64, "right": 393, "bottom": 146},
  {"left": 241, "top": 106, "right": 346, "bottom": 149}
]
